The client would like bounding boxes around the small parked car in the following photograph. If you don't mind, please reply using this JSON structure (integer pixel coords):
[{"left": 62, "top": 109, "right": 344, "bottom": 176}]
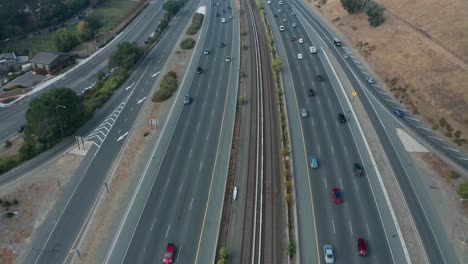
[
  {"left": 225, "top": 56, "right": 231, "bottom": 62},
  {"left": 203, "top": 49, "right": 209, "bottom": 55},
  {"left": 300, "top": 108, "right": 308, "bottom": 117},
  {"left": 298, "top": 38, "right": 304, "bottom": 44},
  {"left": 195, "top": 66, "right": 203, "bottom": 74},
  {"left": 316, "top": 74, "right": 323, "bottom": 82},
  {"left": 292, "top": 22, "right": 297, "bottom": 28},
  {"left": 290, "top": 36, "right": 295, "bottom": 41},
  {"left": 308, "top": 88, "right": 315, "bottom": 96},
  {"left": 297, "top": 53, "right": 303, "bottom": 60}
]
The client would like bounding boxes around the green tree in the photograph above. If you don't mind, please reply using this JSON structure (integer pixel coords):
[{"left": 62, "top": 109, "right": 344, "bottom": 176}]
[
  {"left": 108, "top": 42, "right": 142, "bottom": 70},
  {"left": 54, "top": 28, "right": 78, "bottom": 52},
  {"left": 365, "top": 0, "right": 385, "bottom": 27},
  {"left": 24, "top": 87, "right": 86, "bottom": 152},
  {"left": 163, "top": 0, "right": 183, "bottom": 15},
  {"left": 340, "top": 0, "right": 369, "bottom": 14}
]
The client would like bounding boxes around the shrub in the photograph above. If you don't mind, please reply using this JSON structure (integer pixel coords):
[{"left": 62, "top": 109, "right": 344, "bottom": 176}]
[
  {"left": 340, "top": 0, "right": 369, "bottom": 14},
  {"left": 153, "top": 72, "right": 178, "bottom": 102},
  {"left": 0, "top": 156, "right": 20, "bottom": 175},
  {"left": 448, "top": 170, "right": 460, "bottom": 179},
  {"left": 186, "top": 13, "right": 204, "bottom": 35},
  {"left": 458, "top": 183, "right": 468, "bottom": 199},
  {"left": 180, "top": 38, "right": 195, "bottom": 49},
  {"left": 365, "top": 0, "right": 386, "bottom": 27}
]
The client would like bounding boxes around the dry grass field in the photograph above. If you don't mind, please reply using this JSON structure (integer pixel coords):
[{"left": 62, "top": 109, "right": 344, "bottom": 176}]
[{"left": 310, "top": 0, "right": 468, "bottom": 151}]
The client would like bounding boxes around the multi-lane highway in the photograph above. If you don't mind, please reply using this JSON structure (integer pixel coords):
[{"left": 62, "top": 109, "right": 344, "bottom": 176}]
[
  {"left": 264, "top": 0, "right": 408, "bottom": 263},
  {"left": 104, "top": 1, "right": 240, "bottom": 263},
  {"left": 0, "top": 0, "right": 169, "bottom": 144},
  {"left": 23, "top": 0, "right": 210, "bottom": 262},
  {"left": 263, "top": 0, "right": 460, "bottom": 263}
]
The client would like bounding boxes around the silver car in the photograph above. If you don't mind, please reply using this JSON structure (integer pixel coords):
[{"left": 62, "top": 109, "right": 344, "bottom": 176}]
[
  {"left": 323, "top": 244, "right": 334, "bottom": 263},
  {"left": 300, "top": 108, "right": 308, "bottom": 117}
]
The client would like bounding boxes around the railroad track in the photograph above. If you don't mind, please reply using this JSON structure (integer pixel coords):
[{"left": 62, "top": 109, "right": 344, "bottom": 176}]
[{"left": 238, "top": 0, "right": 280, "bottom": 262}]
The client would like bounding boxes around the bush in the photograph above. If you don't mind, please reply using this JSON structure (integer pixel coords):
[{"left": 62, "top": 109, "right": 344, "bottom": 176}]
[
  {"left": 458, "top": 183, "right": 468, "bottom": 199},
  {"left": 4, "top": 140, "right": 12, "bottom": 148},
  {"left": 448, "top": 170, "right": 460, "bottom": 179},
  {"left": 340, "top": 0, "right": 369, "bottom": 14},
  {"left": 365, "top": 1, "right": 385, "bottom": 27},
  {"left": 153, "top": 72, "right": 178, "bottom": 102},
  {"left": 186, "top": 13, "right": 204, "bottom": 35},
  {"left": 180, "top": 38, "right": 195, "bottom": 49}
]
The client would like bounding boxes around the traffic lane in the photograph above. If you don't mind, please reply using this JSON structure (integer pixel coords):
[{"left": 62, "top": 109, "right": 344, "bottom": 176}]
[
  {"left": 316, "top": 56, "right": 395, "bottom": 263},
  {"left": 157, "top": 14, "right": 234, "bottom": 263},
  {"left": 282, "top": 22, "right": 392, "bottom": 262},
  {"left": 332, "top": 45, "right": 452, "bottom": 264},
  {"left": 30, "top": 7, "right": 197, "bottom": 263},
  {"left": 356, "top": 81, "right": 457, "bottom": 264},
  {"left": 123, "top": 9, "right": 233, "bottom": 263},
  {"left": 290, "top": 57, "right": 364, "bottom": 263},
  {"left": 292, "top": 0, "right": 468, "bottom": 167},
  {"left": 32, "top": 51, "right": 157, "bottom": 263}
]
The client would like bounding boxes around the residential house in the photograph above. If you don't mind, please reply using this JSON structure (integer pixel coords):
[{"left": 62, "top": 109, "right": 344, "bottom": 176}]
[
  {"left": 0, "top": 52, "right": 29, "bottom": 74},
  {"left": 30, "top": 52, "right": 74, "bottom": 75}
]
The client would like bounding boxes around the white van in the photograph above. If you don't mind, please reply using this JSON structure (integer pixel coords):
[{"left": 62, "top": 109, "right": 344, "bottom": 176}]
[{"left": 309, "top": 46, "right": 317, "bottom": 54}]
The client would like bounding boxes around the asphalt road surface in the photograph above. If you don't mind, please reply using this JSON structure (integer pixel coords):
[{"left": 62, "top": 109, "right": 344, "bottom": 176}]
[
  {"left": 0, "top": 0, "right": 167, "bottom": 144},
  {"left": 23, "top": 0, "right": 205, "bottom": 263},
  {"left": 116, "top": 2, "right": 239, "bottom": 264},
  {"left": 264, "top": 0, "right": 407, "bottom": 263}
]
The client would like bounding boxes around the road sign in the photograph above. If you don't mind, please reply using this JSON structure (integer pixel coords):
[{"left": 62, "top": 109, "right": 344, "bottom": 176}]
[{"left": 352, "top": 91, "right": 357, "bottom": 97}]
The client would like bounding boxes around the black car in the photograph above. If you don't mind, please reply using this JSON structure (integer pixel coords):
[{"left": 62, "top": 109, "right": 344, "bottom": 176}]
[
  {"left": 308, "top": 89, "right": 315, "bottom": 96},
  {"left": 316, "top": 74, "right": 323, "bottom": 82},
  {"left": 273, "top": 13, "right": 278, "bottom": 17},
  {"left": 195, "top": 66, "right": 203, "bottom": 74},
  {"left": 393, "top": 109, "right": 404, "bottom": 118},
  {"left": 337, "top": 113, "right": 346, "bottom": 123},
  {"left": 216, "top": 13, "right": 220, "bottom": 17},
  {"left": 222, "top": 9, "right": 226, "bottom": 13},
  {"left": 220, "top": 42, "right": 225, "bottom": 48},
  {"left": 353, "top": 163, "right": 364, "bottom": 176}
]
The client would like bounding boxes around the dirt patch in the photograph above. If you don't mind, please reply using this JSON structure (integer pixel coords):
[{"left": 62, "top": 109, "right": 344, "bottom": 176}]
[
  {"left": 310, "top": 0, "right": 468, "bottom": 151},
  {"left": 411, "top": 152, "right": 468, "bottom": 262},
  {"left": 74, "top": 21, "right": 200, "bottom": 262},
  {"left": 0, "top": 137, "right": 23, "bottom": 159},
  {"left": 0, "top": 154, "right": 82, "bottom": 264}
]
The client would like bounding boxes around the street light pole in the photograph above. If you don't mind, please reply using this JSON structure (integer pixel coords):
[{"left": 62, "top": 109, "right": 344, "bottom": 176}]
[{"left": 55, "top": 105, "right": 66, "bottom": 138}]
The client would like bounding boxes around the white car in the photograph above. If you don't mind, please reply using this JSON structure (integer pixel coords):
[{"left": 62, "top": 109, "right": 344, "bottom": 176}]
[
  {"left": 279, "top": 1, "right": 283, "bottom": 4},
  {"left": 300, "top": 108, "right": 308, "bottom": 117},
  {"left": 309, "top": 46, "right": 317, "bottom": 53},
  {"left": 226, "top": 56, "right": 231, "bottom": 62},
  {"left": 297, "top": 53, "right": 303, "bottom": 60},
  {"left": 221, "top": 18, "right": 226, "bottom": 23},
  {"left": 365, "top": 76, "right": 374, "bottom": 84},
  {"left": 323, "top": 245, "right": 334, "bottom": 264},
  {"left": 292, "top": 22, "right": 297, "bottom": 28},
  {"left": 203, "top": 49, "right": 209, "bottom": 55},
  {"left": 279, "top": 25, "right": 285, "bottom": 31},
  {"left": 298, "top": 38, "right": 304, "bottom": 43},
  {"left": 267, "top": 0, "right": 271, "bottom": 3}
]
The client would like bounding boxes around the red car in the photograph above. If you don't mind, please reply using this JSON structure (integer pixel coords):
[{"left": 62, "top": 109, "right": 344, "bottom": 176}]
[
  {"left": 290, "top": 36, "right": 295, "bottom": 41},
  {"left": 332, "top": 188, "right": 343, "bottom": 204},
  {"left": 357, "top": 238, "right": 368, "bottom": 256},
  {"left": 163, "top": 243, "right": 176, "bottom": 263}
]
